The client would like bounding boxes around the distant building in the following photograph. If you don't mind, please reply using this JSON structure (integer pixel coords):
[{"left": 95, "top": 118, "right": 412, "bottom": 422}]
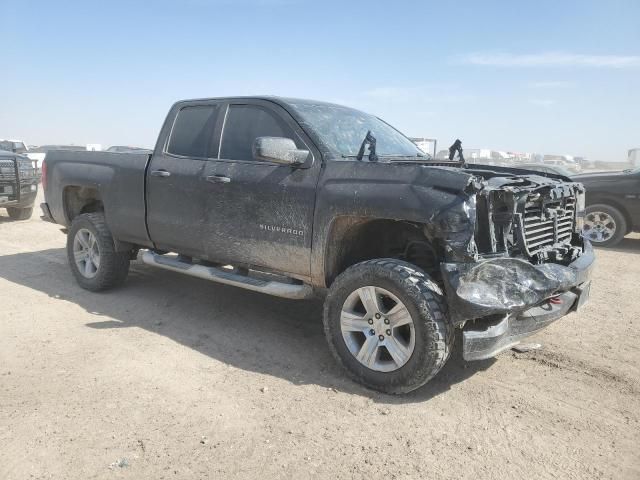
[
  {"left": 543, "top": 154, "right": 574, "bottom": 162},
  {"left": 464, "top": 149, "right": 514, "bottom": 165},
  {"left": 409, "top": 137, "right": 437, "bottom": 156}
]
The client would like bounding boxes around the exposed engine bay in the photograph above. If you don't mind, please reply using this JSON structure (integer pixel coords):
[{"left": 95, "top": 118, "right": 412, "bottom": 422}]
[
  {"left": 472, "top": 171, "right": 586, "bottom": 264},
  {"left": 430, "top": 164, "right": 593, "bottom": 358}
]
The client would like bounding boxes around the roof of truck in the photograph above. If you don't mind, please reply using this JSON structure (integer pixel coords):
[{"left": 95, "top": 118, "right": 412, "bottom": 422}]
[
  {"left": 270, "top": 96, "right": 348, "bottom": 107},
  {"left": 176, "top": 96, "right": 353, "bottom": 109}
]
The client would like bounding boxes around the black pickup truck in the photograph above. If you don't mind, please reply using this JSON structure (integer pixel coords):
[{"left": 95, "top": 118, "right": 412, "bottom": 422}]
[
  {"left": 41, "top": 97, "right": 594, "bottom": 393},
  {"left": 0, "top": 150, "right": 40, "bottom": 220},
  {"left": 572, "top": 168, "right": 640, "bottom": 247}
]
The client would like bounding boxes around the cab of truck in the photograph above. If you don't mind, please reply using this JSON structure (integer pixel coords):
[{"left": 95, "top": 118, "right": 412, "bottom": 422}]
[{"left": 0, "top": 139, "right": 29, "bottom": 155}]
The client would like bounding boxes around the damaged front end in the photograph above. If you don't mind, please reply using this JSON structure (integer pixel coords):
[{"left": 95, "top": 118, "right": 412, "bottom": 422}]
[{"left": 433, "top": 171, "right": 594, "bottom": 361}]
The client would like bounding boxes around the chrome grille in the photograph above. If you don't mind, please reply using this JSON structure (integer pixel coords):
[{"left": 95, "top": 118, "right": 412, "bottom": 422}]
[
  {"left": 520, "top": 196, "right": 576, "bottom": 256},
  {"left": 0, "top": 159, "right": 17, "bottom": 180}
]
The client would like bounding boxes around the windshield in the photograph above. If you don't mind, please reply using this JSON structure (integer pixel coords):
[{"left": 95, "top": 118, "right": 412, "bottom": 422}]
[
  {"left": 0, "top": 141, "right": 27, "bottom": 154},
  {"left": 289, "top": 103, "right": 429, "bottom": 159}
]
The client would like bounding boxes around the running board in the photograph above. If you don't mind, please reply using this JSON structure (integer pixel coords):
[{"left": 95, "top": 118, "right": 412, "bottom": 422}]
[{"left": 140, "top": 251, "right": 314, "bottom": 300}]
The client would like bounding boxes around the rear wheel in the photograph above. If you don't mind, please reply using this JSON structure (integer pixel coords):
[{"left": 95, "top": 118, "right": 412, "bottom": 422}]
[
  {"left": 583, "top": 204, "right": 626, "bottom": 247},
  {"left": 7, "top": 206, "right": 33, "bottom": 220},
  {"left": 323, "top": 259, "right": 453, "bottom": 394},
  {"left": 67, "top": 213, "right": 130, "bottom": 291}
]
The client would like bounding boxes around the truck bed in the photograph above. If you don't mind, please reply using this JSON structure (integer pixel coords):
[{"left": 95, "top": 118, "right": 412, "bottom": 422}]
[{"left": 43, "top": 150, "right": 152, "bottom": 247}]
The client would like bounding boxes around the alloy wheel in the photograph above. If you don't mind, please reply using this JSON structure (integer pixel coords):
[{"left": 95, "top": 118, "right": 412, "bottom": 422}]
[
  {"left": 340, "top": 286, "right": 415, "bottom": 372},
  {"left": 583, "top": 211, "right": 616, "bottom": 243},
  {"left": 73, "top": 228, "right": 101, "bottom": 278}
]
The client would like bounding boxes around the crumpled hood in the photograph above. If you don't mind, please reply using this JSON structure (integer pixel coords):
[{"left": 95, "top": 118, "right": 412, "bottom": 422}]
[{"left": 429, "top": 163, "right": 575, "bottom": 193}]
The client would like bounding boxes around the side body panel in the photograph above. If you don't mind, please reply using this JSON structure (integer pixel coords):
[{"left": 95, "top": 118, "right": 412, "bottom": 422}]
[
  {"left": 309, "top": 161, "right": 474, "bottom": 286},
  {"left": 146, "top": 100, "right": 222, "bottom": 256},
  {"left": 44, "top": 150, "right": 152, "bottom": 246},
  {"left": 202, "top": 100, "right": 322, "bottom": 279}
]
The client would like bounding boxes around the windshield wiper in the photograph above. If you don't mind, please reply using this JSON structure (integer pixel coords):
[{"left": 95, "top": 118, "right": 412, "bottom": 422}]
[
  {"left": 380, "top": 153, "right": 428, "bottom": 159},
  {"left": 341, "top": 152, "right": 431, "bottom": 161},
  {"left": 448, "top": 139, "right": 464, "bottom": 164},
  {"left": 356, "top": 130, "right": 378, "bottom": 162}
]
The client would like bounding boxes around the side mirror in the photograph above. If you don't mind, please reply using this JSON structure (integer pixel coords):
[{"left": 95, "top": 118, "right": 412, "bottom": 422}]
[{"left": 253, "top": 137, "right": 309, "bottom": 165}]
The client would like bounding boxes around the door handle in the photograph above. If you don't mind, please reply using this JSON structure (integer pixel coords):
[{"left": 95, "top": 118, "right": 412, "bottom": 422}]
[
  {"left": 206, "top": 175, "right": 231, "bottom": 184},
  {"left": 151, "top": 170, "right": 171, "bottom": 177}
]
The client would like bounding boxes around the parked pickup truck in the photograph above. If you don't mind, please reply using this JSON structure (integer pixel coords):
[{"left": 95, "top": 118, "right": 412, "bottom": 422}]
[
  {"left": 572, "top": 167, "right": 640, "bottom": 247},
  {"left": 41, "top": 97, "right": 594, "bottom": 393},
  {"left": 1, "top": 150, "right": 40, "bottom": 220}
]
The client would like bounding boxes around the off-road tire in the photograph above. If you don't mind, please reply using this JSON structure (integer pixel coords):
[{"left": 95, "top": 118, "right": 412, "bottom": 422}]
[
  {"left": 67, "top": 213, "right": 130, "bottom": 291},
  {"left": 7, "top": 206, "right": 33, "bottom": 220},
  {"left": 585, "top": 204, "right": 627, "bottom": 247},
  {"left": 323, "top": 259, "right": 453, "bottom": 394}
]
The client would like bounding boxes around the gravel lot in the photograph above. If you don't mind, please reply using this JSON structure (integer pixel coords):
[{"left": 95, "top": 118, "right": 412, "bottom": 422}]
[{"left": 1, "top": 191, "right": 639, "bottom": 480}]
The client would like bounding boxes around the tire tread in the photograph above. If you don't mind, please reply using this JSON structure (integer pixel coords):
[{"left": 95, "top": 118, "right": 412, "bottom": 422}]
[
  {"left": 7, "top": 206, "right": 33, "bottom": 220},
  {"left": 323, "top": 258, "right": 453, "bottom": 394},
  {"left": 67, "top": 213, "right": 130, "bottom": 291}
]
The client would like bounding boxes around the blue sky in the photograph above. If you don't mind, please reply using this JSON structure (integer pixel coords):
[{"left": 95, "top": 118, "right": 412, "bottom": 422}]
[{"left": 1, "top": 0, "right": 638, "bottom": 160}]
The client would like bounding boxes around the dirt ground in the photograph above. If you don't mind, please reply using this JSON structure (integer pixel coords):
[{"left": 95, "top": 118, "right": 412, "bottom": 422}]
[{"left": 1, "top": 191, "right": 639, "bottom": 480}]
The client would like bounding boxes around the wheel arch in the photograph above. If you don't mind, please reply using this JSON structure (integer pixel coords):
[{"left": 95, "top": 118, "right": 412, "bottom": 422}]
[
  {"left": 323, "top": 216, "right": 440, "bottom": 287},
  {"left": 63, "top": 185, "right": 104, "bottom": 224}
]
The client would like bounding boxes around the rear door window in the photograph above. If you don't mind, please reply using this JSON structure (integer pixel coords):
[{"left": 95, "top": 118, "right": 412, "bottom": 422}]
[
  {"left": 167, "top": 105, "right": 219, "bottom": 158},
  {"left": 219, "top": 105, "right": 298, "bottom": 161}
]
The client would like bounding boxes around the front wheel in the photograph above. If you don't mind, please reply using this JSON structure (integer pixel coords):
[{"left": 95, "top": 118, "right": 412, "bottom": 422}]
[
  {"left": 67, "top": 213, "right": 130, "bottom": 291},
  {"left": 323, "top": 259, "right": 453, "bottom": 394},
  {"left": 583, "top": 204, "right": 627, "bottom": 247},
  {"left": 7, "top": 206, "right": 33, "bottom": 220}
]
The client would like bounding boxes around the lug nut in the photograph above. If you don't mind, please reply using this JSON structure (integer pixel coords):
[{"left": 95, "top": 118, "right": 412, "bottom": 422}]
[
  {"left": 368, "top": 318, "right": 373, "bottom": 325},
  {"left": 386, "top": 329, "right": 391, "bottom": 336},
  {"left": 378, "top": 335, "right": 384, "bottom": 341},
  {"left": 375, "top": 313, "right": 381, "bottom": 319},
  {"left": 384, "top": 318, "right": 390, "bottom": 325},
  {"left": 369, "top": 329, "right": 375, "bottom": 336}
]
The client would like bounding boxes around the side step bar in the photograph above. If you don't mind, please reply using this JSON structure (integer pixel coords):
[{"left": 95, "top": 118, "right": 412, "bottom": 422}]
[{"left": 140, "top": 251, "right": 314, "bottom": 300}]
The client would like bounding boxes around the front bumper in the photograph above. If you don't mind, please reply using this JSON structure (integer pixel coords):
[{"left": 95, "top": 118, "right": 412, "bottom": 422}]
[
  {"left": 0, "top": 184, "right": 38, "bottom": 209},
  {"left": 441, "top": 241, "right": 595, "bottom": 360}
]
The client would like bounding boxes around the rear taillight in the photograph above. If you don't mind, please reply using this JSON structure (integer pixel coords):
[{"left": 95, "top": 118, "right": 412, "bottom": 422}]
[{"left": 41, "top": 159, "right": 47, "bottom": 191}]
